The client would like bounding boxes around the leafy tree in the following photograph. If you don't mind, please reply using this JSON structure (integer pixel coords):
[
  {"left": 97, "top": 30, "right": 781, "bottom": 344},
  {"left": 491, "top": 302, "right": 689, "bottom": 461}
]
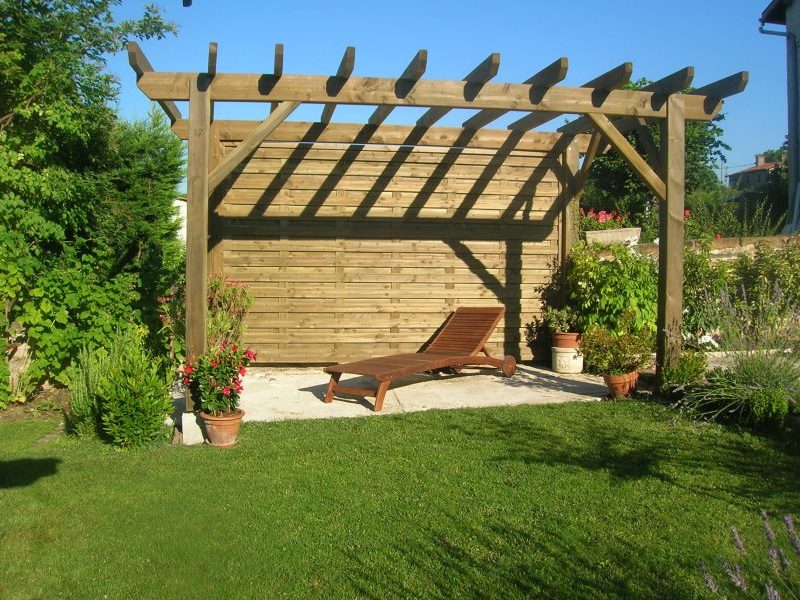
[
  {"left": 0, "top": 1, "right": 180, "bottom": 402},
  {"left": 580, "top": 78, "right": 729, "bottom": 220}
]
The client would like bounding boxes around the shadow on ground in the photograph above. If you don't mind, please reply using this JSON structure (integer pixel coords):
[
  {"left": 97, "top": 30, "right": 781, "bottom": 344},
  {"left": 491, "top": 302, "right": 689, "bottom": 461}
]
[{"left": 0, "top": 458, "right": 61, "bottom": 489}]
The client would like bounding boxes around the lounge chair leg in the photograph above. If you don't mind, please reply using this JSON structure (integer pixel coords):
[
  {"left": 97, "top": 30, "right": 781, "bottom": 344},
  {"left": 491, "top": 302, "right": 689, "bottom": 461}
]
[
  {"left": 373, "top": 381, "right": 390, "bottom": 412},
  {"left": 324, "top": 373, "right": 341, "bottom": 403}
]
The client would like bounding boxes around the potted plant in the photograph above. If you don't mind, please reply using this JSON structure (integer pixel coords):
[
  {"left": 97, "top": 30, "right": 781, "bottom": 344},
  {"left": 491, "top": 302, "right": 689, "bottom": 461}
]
[
  {"left": 542, "top": 306, "right": 581, "bottom": 348},
  {"left": 542, "top": 306, "right": 583, "bottom": 374},
  {"left": 579, "top": 315, "right": 653, "bottom": 398},
  {"left": 183, "top": 343, "right": 256, "bottom": 447}
]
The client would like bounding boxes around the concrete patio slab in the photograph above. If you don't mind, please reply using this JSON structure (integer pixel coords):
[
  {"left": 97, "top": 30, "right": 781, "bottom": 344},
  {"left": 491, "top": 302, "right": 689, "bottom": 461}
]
[{"left": 235, "top": 363, "right": 608, "bottom": 422}]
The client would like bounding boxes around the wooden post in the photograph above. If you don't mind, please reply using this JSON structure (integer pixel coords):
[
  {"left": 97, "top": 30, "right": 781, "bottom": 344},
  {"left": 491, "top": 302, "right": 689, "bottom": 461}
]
[
  {"left": 185, "top": 74, "right": 211, "bottom": 411},
  {"left": 561, "top": 142, "right": 580, "bottom": 262},
  {"left": 656, "top": 94, "right": 685, "bottom": 383},
  {"left": 208, "top": 122, "right": 223, "bottom": 277}
]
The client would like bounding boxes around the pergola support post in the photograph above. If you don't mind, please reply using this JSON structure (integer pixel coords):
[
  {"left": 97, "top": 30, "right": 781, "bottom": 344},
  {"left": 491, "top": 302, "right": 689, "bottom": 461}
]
[
  {"left": 656, "top": 94, "right": 685, "bottom": 384},
  {"left": 185, "top": 74, "right": 211, "bottom": 412}
]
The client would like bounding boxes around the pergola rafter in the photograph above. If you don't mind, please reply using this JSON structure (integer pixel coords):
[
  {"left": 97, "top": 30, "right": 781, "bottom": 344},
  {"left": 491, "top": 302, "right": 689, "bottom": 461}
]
[{"left": 128, "top": 42, "right": 747, "bottom": 410}]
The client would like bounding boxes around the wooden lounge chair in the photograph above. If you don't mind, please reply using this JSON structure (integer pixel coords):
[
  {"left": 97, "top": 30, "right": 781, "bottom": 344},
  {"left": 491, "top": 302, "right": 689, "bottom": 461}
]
[{"left": 323, "top": 306, "right": 517, "bottom": 412}]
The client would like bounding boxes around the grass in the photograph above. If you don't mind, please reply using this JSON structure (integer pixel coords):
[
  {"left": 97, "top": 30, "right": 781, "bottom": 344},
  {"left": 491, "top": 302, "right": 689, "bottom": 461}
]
[{"left": 1, "top": 401, "right": 798, "bottom": 599}]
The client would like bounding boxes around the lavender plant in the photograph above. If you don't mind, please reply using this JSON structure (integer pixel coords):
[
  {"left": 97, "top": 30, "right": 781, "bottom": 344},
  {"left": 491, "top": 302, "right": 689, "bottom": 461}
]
[
  {"left": 677, "top": 283, "right": 800, "bottom": 429},
  {"left": 701, "top": 511, "right": 800, "bottom": 599}
]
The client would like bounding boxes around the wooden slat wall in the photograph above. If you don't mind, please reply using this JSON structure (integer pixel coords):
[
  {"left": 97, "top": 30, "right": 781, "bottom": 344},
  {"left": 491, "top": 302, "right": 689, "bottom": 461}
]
[{"left": 216, "top": 141, "right": 562, "bottom": 363}]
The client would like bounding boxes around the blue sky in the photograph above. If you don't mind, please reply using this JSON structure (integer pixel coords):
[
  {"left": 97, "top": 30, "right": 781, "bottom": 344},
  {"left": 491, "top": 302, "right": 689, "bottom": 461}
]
[{"left": 108, "top": 0, "right": 787, "bottom": 177}]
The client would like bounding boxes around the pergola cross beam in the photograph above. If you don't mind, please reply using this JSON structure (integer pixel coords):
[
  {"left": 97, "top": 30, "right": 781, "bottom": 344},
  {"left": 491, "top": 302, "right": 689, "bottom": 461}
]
[
  {"left": 463, "top": 57, "right": 569, "bottom": 130},
  {"left": 320, "top": 46, "right": 356, "bottom": 123},
  {"left": 368, "top": 49, "right": 428, "bottom": 126},
  {"left": 416, "top": 52, "right": 501, "bottom": 127},
  {"left": 508, "top": 62, "right": 633, "bottom": 132}
]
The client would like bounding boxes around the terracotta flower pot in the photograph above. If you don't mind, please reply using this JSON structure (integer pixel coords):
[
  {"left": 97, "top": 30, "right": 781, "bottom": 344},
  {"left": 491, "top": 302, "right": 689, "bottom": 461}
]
[
  {"left": 199, "top": 409, "right": 245, "bottom": 447},
  {"left": 602, "top": 371, "right": 639, "bottom": 398},
  {"left": 552, "top": 332, "right": 581, "bottom": 349}
]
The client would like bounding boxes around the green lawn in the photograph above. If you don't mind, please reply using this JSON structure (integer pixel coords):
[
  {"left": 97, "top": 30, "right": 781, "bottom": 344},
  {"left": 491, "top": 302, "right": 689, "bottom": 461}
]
[{"left": 1, "top": 401, "right": 798, "bottom": 599}]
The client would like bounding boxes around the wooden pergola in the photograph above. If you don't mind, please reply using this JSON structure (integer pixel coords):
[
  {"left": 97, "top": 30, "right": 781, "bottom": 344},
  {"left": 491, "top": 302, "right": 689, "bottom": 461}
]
[{"left": 128, "top": 42, "right": 747, "bottom": 410}]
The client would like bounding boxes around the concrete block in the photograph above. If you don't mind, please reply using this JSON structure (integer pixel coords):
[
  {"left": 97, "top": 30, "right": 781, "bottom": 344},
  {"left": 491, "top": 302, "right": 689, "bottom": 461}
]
[{"left": 181, "top": 412, "right": 205, "bottom": 445}]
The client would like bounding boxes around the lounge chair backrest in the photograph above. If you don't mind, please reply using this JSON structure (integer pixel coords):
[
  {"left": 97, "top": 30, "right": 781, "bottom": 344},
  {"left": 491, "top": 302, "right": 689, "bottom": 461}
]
[{"left": 423, "top": 307, "right": 505, "bottom": 356}]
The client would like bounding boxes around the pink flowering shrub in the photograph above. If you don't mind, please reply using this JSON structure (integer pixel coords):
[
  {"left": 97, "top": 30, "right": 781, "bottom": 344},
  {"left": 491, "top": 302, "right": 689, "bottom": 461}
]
[{"left": 183, "top": 343, "right": 256, "bottom": 416}]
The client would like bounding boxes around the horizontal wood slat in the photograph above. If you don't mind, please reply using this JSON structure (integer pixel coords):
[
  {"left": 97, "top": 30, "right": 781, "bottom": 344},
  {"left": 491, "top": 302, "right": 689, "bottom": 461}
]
[{"left": 217, "top": 139, "right": 559, "bottom": 362}]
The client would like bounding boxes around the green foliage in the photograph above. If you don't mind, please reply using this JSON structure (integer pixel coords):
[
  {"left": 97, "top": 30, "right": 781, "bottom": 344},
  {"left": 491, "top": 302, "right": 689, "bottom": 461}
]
[
  {"left": 0, "top": 3, "right": 182, "bottom": 399},
  {"left": 682, "top": 243, "right": 729, "bottom": 339},
  {"left": 731, "top": 237, "right": 800, "bottom": 310},
  {"left": 97, "top": 328, "right": 173, "bottom": 448},
  {"left": 581, "top": 78, "right": 727, "bottom": 219},
  {"left": 207, "top": 277, "right": 255, "bottom": 348},
  {"left": 678, "top": 278, "right": 800, "bottom": 430},
  {"left": 0, "top": 351, "right": 9, "bottom": 409},
  {"left": 16, "top": 261, "right": 139, "bottom": 386},
  {"left": 565, "top": 242, "right": 658, "bottom": 334},
  {"left": 64, "top": 345, "right": 106, "bottom": 437},
  {"left": 66, "top": 329, "right": 173, "bottom": 447},
  {"left": 658, "top": 350, "right": 708, "bottom": 399},
  {"left": 578, "top": 312, "right": 654, "bottom": 375},
  {"left": 541, "top": 306, "right": 578, "bottom": 333},
  {"left": 184, "top": 344, "right": 255, "bottom": 416},
  {"left": 680, "top": 354, "right": 799, "bottom": 429}
]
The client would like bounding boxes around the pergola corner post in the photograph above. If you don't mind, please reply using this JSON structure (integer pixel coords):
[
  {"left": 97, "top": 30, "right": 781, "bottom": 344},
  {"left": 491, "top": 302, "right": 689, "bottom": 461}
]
[
  {"left": 185, "top": 74, "right": 211, "bottom": 412},
  {"left": 656, "top": 94, "right": 685, "bottom": 383}
]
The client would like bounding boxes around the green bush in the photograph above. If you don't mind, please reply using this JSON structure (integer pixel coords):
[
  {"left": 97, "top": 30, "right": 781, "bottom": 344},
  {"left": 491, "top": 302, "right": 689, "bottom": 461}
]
[
  {"left": 64, "top": 345, "right": 107, "bottom": 438},
  {"left": 207, "top": 277, "right": 254, "bottom": 349},
  {"left": 66, "top": 329, "right": 173, "bottom": 447},
  {"left": 731, "top": 236, "right": 800, "bottom": 310},
  {"left": 98, "top": 328, "right": 173, "bottom": 448},
  {"left": 682, "top": 243, "right": 729, "bottom": 339},
  {"left": 658, "top": 349, "right": 708, "bottom": 399},
  {"left": 578, "top": 313, "right": 654, "bottom": 375},
  {"left": 680, "top": 353, "right": 799, "bottom": 429},
  {"left": 565, "top": 242, "right": 658, "bottom": 334}
]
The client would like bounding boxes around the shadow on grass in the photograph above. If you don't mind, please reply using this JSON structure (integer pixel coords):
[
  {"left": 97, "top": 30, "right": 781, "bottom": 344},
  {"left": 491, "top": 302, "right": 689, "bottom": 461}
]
[
  {"left": 342, "top": 510, "right": 699, "bottom": 599},
  {"left": 443, "top": 407, "right": 800, "bottom": 504},
  {"left": 0, "top": 458, "right": 61, "bottom": 489}
]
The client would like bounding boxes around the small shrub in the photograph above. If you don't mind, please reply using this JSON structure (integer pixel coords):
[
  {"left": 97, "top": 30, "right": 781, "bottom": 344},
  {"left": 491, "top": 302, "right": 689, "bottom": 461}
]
[
  {"left": 659, "top": 349, "right": 708, "bottom": 399},
  {"left": 98, "top": 328, "right": 173, "bottom": 448},
  {"left": 541, "top": 306, "right": 579, "bottom": 333},
  {"left": 682, "top": 243, "right": 729, "bottom": 339},
  {"left": 64, "top": 345, "right": 107, "bottom": 438},
  {"left": 565, "top": 242, "right": 658, "bottom": 334},
  {"left": 680, "top": 354, "right": 800, "bottom": 428},
  {"left": 207, "top": 276, "right": 253, "bottom": 348},
  {"left": 579, "top": 312, "right": 654, "bottom": 375}
]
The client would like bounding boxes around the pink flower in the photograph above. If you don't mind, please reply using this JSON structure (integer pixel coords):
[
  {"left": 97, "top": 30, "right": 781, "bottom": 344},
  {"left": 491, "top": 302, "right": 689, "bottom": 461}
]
[
  {"left": 684, "top": 209, "right": 691, "bottom": 217},
  {"left": 245, "top": 349, "right": 256, "bottom": 360},
  {"left": 715, "top": 233, "right": 721, "bottom": 239},
  {"left": 616, "top": 215, "right": 623, "bottom": 222},
  {"left": 222, "top": 387, "right": 231, "bottom": 396},
  {"left": 220, "top": 342, "right": 227, "bottom": 349},
  {"left": 182, "top": 377, "right": 189, "bottom": 385},
  {"left": 184, "top": 365, "right": 194, "bottom": 375},
  {"left": 211, "top": 360, "right": 218, "bottom": 368},
  {"left": 239, "top": 367, "right": 247, "bottom": 375}
]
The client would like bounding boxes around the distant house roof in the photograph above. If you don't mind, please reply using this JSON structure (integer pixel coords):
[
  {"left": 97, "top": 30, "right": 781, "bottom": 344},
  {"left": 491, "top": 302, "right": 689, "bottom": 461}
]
[
  {"left": 728, "top": 162, "right": 778, "bottom": 178},
  {"left": 762, "top": 0, "right": 791, "bottom": 24}
]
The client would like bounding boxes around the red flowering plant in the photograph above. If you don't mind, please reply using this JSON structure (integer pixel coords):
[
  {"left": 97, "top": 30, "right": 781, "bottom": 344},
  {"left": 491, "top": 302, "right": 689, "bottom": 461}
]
[
  {"left": 579, "top": 208, "right": 636, "bottom": 232},
  {"left": 183, "top": 344, "right": 256, "bottom": 416}
]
